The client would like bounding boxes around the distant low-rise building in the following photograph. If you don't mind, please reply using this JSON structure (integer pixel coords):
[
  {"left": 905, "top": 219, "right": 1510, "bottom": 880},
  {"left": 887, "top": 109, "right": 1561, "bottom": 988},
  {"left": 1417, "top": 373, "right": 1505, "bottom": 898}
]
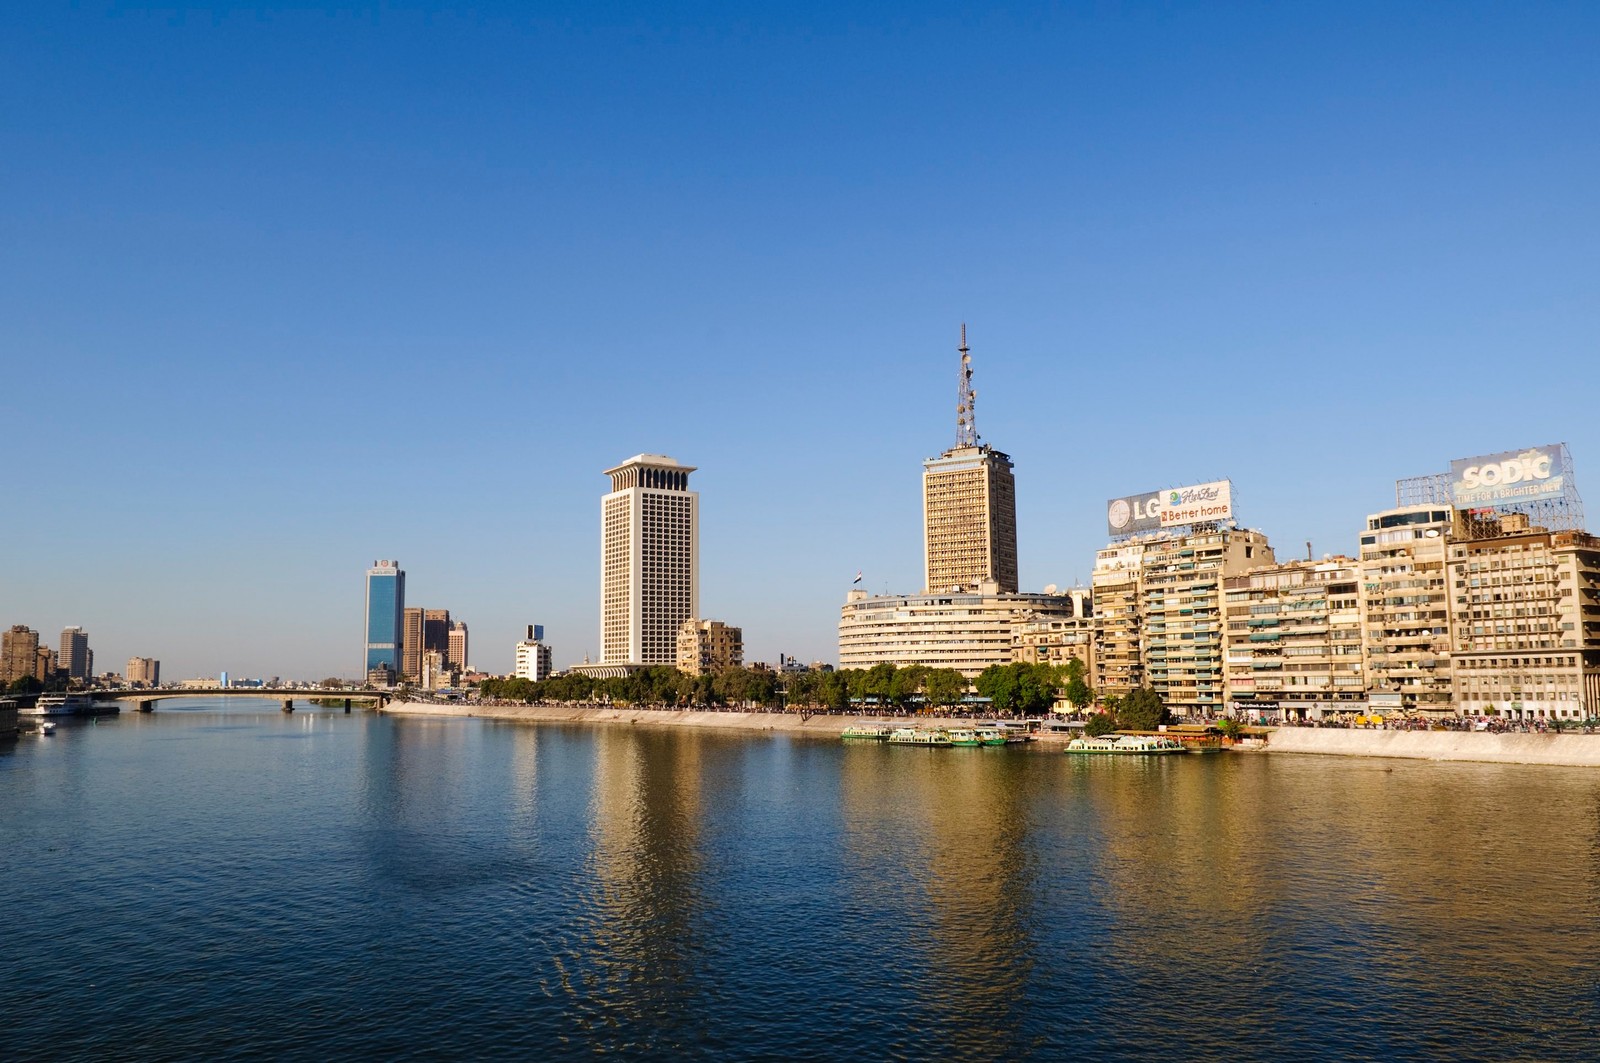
[
  {"left": 839, "top": 583, "right": 1080, "bottom": 678},
  {"left": 127, "top": 657, "right": 161, "bottom": 688},
  {"left": 514, "top": 625, "right": 554, "bottom": 681},
  {"left": 1011, "top": 588, "right": 1096, "bottom": 675},
  {"left": 677, "top": 619, "right": 744, "bottom": 676}
]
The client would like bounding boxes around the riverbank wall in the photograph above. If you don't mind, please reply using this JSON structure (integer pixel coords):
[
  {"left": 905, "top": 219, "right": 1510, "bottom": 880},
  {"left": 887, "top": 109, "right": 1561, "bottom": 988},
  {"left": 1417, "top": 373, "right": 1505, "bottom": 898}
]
[
  {"left": 379, "top": 701, "right": 969, "bottom": 738},
  {"left": 1263, "top": 726, "right": 1600, "bottom": 767}
]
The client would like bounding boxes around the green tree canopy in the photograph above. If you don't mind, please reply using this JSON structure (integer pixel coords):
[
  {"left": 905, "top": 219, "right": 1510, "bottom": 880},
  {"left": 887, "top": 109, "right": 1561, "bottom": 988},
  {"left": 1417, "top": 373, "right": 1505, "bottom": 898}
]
[
  {"left": 1064, "top": 674, "right": 1093, "bottom": 711},
  {"left": 1117, "top": 686, "right": 1169, "bottom": 730},
  {"left": 1084, "top": 711, "right": 1118, "bottom": 737},
  {"left": 923, "top": 669, "right": 968, "bottom": 709}
]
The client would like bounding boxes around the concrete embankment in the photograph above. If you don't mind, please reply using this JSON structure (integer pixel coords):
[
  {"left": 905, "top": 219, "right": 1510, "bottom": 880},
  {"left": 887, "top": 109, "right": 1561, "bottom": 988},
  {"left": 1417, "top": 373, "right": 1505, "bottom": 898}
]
[
  {"left": 1265, "top": 726, "right": 1600, "bottom": 767},
  {"left": 381, "top": 701, "right": 912, "bottom": 737}
]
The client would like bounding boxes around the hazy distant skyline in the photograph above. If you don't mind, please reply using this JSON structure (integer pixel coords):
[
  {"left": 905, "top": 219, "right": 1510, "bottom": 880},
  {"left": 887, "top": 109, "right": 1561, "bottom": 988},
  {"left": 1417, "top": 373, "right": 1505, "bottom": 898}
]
[{"left": 4, "top": 3, "right": 1597, "bottom": 678}]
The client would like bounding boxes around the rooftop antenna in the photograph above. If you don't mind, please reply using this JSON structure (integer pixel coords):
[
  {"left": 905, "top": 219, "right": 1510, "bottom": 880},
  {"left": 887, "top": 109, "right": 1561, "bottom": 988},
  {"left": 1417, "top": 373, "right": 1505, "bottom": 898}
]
[{"left": 956, "top": 323, "right": 978, "bottom": 448}]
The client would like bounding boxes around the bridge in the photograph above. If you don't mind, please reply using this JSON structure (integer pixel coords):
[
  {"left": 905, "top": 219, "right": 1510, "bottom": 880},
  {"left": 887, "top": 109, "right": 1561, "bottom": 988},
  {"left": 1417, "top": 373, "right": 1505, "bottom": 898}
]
[{"left": 93, "top": 688, "right": 392, "bottom": 713}]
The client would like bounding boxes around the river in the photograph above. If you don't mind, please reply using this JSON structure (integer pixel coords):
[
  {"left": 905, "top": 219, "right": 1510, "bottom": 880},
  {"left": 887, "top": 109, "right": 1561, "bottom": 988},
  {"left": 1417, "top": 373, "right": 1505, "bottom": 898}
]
[{"left": 3, "top": 699, "right": 1598, "bottom": 1060}]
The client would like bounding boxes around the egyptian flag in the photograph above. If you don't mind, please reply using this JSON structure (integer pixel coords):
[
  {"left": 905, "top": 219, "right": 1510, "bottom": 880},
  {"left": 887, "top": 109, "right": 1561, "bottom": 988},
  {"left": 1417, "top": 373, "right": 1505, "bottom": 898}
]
[{"left": 852, "top": 571, "right": 863, "bottom": 584}]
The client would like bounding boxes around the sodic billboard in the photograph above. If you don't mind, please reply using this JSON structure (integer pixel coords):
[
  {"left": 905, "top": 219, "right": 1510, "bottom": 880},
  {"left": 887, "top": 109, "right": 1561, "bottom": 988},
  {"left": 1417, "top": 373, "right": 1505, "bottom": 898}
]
[
  {"left": 1449, "top": 446, "right": 1565, "bottom": 508},
  {"left": 1106, "top": 480, "right": 1234, "bottom": 536}
]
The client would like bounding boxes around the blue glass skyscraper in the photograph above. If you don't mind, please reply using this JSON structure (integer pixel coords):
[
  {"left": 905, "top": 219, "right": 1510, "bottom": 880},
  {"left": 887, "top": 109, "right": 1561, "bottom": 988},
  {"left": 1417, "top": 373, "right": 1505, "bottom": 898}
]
[{"left": 364, "top": 560, "right": 405, "bottom": 676}]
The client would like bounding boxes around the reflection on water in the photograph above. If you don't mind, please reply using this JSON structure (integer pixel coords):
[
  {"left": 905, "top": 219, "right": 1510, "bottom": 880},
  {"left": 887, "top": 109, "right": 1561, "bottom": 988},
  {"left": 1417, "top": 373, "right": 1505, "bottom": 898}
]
[{"left": 4, "top": 705, "right": 1600, "bottom": 1061}]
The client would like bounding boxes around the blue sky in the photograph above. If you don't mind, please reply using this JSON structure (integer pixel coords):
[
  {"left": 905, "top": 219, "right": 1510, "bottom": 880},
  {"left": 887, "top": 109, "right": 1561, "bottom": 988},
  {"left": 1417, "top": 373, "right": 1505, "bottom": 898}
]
[{"left": 3, "top": 2, "right": 1597, "bottom": 679}]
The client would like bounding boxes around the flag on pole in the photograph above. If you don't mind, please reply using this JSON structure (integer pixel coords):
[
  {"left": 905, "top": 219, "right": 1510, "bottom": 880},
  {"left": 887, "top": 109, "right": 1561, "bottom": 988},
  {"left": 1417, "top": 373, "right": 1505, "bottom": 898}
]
[{"left": 852, "top": 570, "right": 863, "bottom": 584}]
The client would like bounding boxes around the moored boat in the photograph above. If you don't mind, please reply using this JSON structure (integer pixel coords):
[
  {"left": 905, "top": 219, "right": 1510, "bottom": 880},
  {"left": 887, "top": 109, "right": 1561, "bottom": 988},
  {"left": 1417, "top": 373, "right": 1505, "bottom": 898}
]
[
  {"left": 1064, "top": 734, "right": 1187, "bottom": 756},
  {"left": 887, "top": 726, "right": 953, "bottom": 746},
  {"left": 841, "top": 725, "right": 893, "bottom": 741},
  {"left": 946, "top": 727, "right": 983, "bottom": 747},
  {"left": 22, "top": 694, "right": 98, "bottom": 717}
]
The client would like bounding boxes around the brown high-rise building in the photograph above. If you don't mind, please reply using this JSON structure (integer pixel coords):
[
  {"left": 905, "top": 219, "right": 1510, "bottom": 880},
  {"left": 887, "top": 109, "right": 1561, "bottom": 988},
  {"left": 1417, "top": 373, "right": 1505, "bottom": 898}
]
[
  {"left": 447, "top": 620, "right": 468, "bottom": 671},
  {"left": 60, "top": 627, "right": 92, "bottom": 682},
  {"left": 424, "top": 609, "right": 451, "bottom": 660},
  {"left": 1, "top": 625, "right": 40, "bottom": 684},
  {"left": 403, "top": 607, "right": 454, "bottom": 681},
  {"left": 922, "top": 328, "right": 1018, "bottom": 594},
  {"left": 402, "top": 607, "right": 425, "bottom": 681}
]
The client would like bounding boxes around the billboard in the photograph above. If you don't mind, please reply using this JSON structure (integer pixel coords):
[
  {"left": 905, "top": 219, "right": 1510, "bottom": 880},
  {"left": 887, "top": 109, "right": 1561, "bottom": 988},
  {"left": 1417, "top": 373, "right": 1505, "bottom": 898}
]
[
  {"left": 1158, "top": 479, "right": 1233, "bottom": 527},
  {"left": 1449, "top": 446, "right": 1565, "bottom": 508},
  {"left": 1107, "top": 480, "right": 1234, "bottom": 536},
  {"left": 1106, "top": 491, "right": 1163, "bottom": 536}
]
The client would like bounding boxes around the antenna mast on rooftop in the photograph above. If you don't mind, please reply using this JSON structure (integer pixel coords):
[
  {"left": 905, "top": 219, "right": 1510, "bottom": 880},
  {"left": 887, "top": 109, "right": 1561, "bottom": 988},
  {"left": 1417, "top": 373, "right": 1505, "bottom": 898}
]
[{"left": 956, "top": 323, "right": 978, "bottom": 448}]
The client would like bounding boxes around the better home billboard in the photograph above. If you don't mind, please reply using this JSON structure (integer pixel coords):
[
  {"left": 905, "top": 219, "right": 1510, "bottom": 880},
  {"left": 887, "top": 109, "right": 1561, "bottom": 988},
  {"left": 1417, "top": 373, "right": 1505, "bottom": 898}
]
[
  {"left": 1449, "top": 446, "right": 1564, "bottom": 508},
  {"left": 1159, "top": 479, "right": 1233, "bottom": 527},
  {"left": 1107, "top": 479, "right": 1234, "bottom": 536}
]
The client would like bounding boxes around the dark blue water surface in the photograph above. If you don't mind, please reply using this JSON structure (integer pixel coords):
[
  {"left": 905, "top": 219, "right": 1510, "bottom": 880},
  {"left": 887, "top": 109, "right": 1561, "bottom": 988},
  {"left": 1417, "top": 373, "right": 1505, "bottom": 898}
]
[{"left": 5, "top": 700, "right": 1600, "bottom": 1061}]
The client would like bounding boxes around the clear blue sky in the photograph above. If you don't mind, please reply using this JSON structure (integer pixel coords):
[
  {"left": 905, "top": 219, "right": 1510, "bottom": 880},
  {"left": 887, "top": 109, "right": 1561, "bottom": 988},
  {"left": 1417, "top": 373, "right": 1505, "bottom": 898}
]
[{"left": 3, "top": 2, "right": 1596, "bottom": 680}]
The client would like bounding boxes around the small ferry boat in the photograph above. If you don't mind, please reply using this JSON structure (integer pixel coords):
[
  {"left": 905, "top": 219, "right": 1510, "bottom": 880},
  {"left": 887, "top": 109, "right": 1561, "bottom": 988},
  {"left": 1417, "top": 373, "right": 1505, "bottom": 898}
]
[
  {"left": 22, "top": 694, "right": 98, "bottom": 717},
  {"left": 38, "top": 721, "right": 56, "bottom": 735},
  {"left": 1064, "top": 734, "right": 1187, "bottom": 756},
  {"left": 945, "top": 727, "right": 983, "bottom": 747},
  {"left": 841, "top": 725, "right": 893, "bottom": 741},
  {"left": 974, "top": 727, "right": 1008, "bottom": 746},
  {"left": 887, "top": 727, "right": 952, "bottom": 746}
]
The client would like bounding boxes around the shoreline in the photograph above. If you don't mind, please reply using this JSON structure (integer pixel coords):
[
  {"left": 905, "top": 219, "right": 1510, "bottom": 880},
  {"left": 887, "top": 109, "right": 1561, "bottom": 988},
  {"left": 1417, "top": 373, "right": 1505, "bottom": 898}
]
[
  {"left": 380, "top": 701, "right": 1600, "bottom": 766},
  {"left": 1261, "top": 726, "right": 1600, "bottom": 767},
  {"left": 378, "top": 701, "right": 1075, "bottom": 741}
]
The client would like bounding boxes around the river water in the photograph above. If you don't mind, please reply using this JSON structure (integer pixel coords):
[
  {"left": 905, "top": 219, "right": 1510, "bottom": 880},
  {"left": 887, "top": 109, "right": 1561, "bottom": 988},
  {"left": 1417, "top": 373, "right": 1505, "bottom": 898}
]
[{"left": 4, "top": 699, "right": 1599, "bottom": 1060}]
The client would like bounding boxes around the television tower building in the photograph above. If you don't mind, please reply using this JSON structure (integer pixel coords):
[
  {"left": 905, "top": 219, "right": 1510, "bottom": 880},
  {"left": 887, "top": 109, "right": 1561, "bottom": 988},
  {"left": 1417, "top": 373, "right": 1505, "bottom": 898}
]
[{"left": 922, "top": 325, "right": 1018, "bottom": 593}]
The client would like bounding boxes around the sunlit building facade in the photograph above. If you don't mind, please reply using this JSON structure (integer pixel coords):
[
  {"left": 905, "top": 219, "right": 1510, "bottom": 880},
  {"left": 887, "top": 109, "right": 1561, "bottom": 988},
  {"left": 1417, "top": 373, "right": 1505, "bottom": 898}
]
[{"left": 601, "top": 454, "right": 698, "bottom": 666}]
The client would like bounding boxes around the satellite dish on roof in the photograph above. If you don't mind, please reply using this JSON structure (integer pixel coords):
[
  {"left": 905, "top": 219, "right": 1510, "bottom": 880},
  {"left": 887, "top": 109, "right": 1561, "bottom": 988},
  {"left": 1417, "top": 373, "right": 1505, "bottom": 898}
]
[{"left": 1044, "top": 584, "right": 1058, "bottom": 595}]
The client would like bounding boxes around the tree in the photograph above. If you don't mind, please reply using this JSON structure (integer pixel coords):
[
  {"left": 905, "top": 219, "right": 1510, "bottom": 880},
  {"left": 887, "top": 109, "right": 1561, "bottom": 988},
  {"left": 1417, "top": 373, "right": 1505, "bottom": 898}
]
[
  {"left": 1118, "top": 686, "right": 1169, "bottom": 731},
  {"left": 9, "top": 675, "right": 43, "bottom": 695},
  {"left": 820, "top": 671, "right": 849, "bottom": 713},
  {"left": 976, "top": 663, "right": 1055, "bottom": 716},
  {"left": 889, "top": 665, "right": 927, "bottom": 710},
  {"left": 923, "top": 669, "right": 967, "bottom": 710},
  {"left": 1084, "top": 712, "right": 1118, "bottom": 737},
  {"left": 1064, "top": 675, "right": 1092, "bottom": 712},
  {"left": 974, "top": 664, "right": 1015, "bottom": 713},
  {"left": 860, "top": 663, "right": 896, "bottom": 706}
]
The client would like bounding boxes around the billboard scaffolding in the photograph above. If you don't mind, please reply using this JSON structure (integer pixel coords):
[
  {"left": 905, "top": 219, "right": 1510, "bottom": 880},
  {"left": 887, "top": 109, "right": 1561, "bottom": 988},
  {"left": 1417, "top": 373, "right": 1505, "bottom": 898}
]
[{"left": 1397, "top": 444, "right": 1584, "bottom": 535}]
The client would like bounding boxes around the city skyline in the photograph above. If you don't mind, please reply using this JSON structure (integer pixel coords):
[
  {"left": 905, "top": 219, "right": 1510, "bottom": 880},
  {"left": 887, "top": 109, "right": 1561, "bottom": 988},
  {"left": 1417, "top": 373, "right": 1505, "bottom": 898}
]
[{"left": 3, "top": 4, "right": 1598, "bottom": 678}]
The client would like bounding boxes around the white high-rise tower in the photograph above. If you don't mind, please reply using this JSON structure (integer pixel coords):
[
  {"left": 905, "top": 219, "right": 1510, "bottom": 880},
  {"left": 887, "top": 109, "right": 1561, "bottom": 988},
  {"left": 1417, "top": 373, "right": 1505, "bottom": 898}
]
[{"left": 600, "top": 454, "right": 699, "bottom": 665}]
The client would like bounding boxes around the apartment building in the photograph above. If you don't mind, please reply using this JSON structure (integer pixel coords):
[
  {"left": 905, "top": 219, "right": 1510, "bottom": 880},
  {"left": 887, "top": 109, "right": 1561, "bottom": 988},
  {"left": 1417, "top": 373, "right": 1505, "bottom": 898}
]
[
  {"left": 1358, "top": 505, "right": 1457, "bottom": 714},
  {"left": 1011, "top": 588, "right": 1096, "bottom": 675},
  {"left": 1090, "top": 542, "right": 1145, "bottom": 699},
  {"left": 1448, "top": 515, "right": 1600, "bottom": 719},
  {"left": 840, "top": 584, "right": 1078, "bottom": 678},
  {"left": 676, "top": 619, "right": 744, "bottom": 676},
  {"left": 1140, "top": 527, "right": 1275, "bottom": 718},
  {"left": 1223, "top": 557, "right": 1364, "bottom": 720}
]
